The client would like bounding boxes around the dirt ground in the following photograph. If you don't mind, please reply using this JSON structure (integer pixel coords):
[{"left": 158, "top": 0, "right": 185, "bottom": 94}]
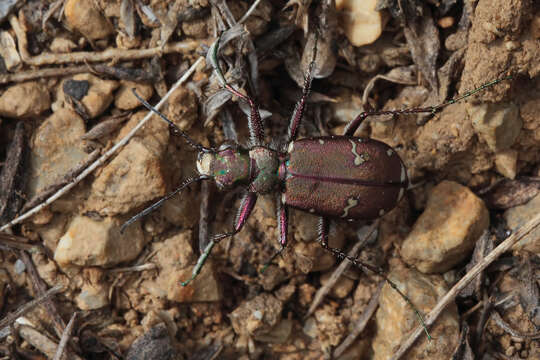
[{"left": 0, "top": 0, "right": 539, "bottom": 359}]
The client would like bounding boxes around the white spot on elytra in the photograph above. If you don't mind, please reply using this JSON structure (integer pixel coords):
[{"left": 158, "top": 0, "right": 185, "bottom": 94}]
[
  {"left": 398, "top": 187, "right": 405, "bottom": 201},
  {"left": 379, "top": 209, "right": 385, "bottom": 216},
  {"left": 387, "top": 149, "right": 393, "bottom": 156},
  {"left": 281, "top": 193, "right": 286, "bottom": 204},
  {"left": 309, "top": 208, "right": 315, "bottom": 213},
  {"left": 341, "top": 198, "right": 359, "bottom": 218},
  {"left": 319, "top": 139, "right": 324, "bottom": 144},
  {"left": 400, "top": 163, "right": 407, "bottom": 182},
  {"left": 288, "top": 141, "right": 294, "bottom": 153},
  {"left": 349, "top": 140, "right": 365, "bottom": 166}
]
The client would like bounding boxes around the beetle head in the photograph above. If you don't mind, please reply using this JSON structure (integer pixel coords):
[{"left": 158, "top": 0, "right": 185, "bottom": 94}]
[{"left": 196, "top": 142, "right": 250, "bottom": 189}]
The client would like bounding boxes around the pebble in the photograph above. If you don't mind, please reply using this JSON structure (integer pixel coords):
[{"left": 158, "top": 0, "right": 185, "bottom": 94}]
[
  {"left": 54, "top": 215, "right": 145, "bottom": 268},
  {"left": 504, "top": 192, "right": 540, "bottom": 253},
  {"left": 63, "top": 74, "right": 119, "bottom": 118},
  {"left": 125, "top": 323, "right": 176, "bottom": 360},
  {"left": 0, "top": 0, "right": 20, "bottom": 23},
  {"left": 371, "top": 266, "right": 460, "bottom": 360},
  {"left": 49, "top": 37, "right": 78, "bottom": 53},
  {"left": 335, "top": 0, "right": 384, "bottom": 46},
  {"left": 114, "top": 81, "right": 154, "bottom": 110},
  {"left": 494, "top": 149, "right": 518, "bottom": 179},
  {"left": 229, "top": 293, "right": 283, "bottom": 337},
  {"left": 86, "top": 112, "right": 168, "bottom": 216},
  {"left": 401, "top": 181, "right": 489, "bottom": 273},
  {"left": 469, "top": 102, "right": 521, "bottom": 151},
  {"left": 64, "top": 0, "right": 113, "bottom": 40},
  {"left": 0, "top": 82, "right": 50, "bottom": 118},
  {"left": 14, "top": 259, "right": 26, "bottom": 274},
  {"left": 27, "top": 108, "right": 87, "bottom": 198},
  {"left": 165, "top": 86, "right": 198, "bottom": 130},
  {"left": 0, "top": 31, "right": 21, "bottom": 71},
  {"left": 139, "top": 231, "right": 222, "bottom": 302},
  {"left": 314, "top": 304, "right": 346, "bottom": 355},
  {"left": 75, "top": 282, "right": 109, "bottom": 310}
]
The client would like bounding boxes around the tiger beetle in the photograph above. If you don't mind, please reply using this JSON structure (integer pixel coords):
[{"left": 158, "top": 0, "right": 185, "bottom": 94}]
[{"left": 123, "top": 35, "right": 511, "bottom": 339}]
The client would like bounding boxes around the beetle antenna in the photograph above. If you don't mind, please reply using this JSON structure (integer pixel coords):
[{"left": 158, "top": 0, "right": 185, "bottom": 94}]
[
  {"left": 430, "top": 75, "right": 513, "bottom": 113},
  {"left": 120, "top": 175, "right": 210, "bottom": 233},
  {"left": 132, "top": 89, "right": 213, "bottom": 153}
]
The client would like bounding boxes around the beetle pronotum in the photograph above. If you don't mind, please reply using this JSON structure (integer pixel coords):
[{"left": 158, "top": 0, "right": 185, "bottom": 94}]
[{"left": 124, "top": 34, "right": 511, "bottom": 339}]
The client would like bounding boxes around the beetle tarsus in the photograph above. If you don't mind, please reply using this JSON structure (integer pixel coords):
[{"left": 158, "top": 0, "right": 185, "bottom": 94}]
[{"left": 261, "top": 245, "right": 285, "bottom": 274}]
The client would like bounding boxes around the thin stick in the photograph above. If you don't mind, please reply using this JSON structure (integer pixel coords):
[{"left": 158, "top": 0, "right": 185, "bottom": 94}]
[
  {"left": 491, "top": 311, "right": 540, "bottom": 339},
  {"left": 0, "top": 285, "right": 63, "bottom": 331},
  {"left": 52, "top": 312, "right": 77, "bottom": 360},
  {"left": 306, "top": 221, "right": 379, "bottom": 318},
  {"left": 10, "top": 15, "right": 198, "bottom": 66},
  {"left": 0, "top": 57, "right": 204, "bottom": 232},
  {"left": 390, "top": 211, "right": 540, "bottom": 360},
  {"left": 107, "top": 263, "right": 157, "bottom": 273},
  {"left": 18, "top": 325, "right": 83, "bottom": 360},
  {"left": 238, "top": 0, "right": 262, "bottom": 24}
]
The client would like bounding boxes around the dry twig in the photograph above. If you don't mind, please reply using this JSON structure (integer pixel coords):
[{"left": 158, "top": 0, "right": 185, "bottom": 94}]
[
  {"left": 18, "top": 325, "right": 83, "bottom": 360},
  {"left": 0, "top": 56, "right": 204, "bottom": 232},
  {"left": 52, "top": 312, "right": 78, "bottom": 360},
  {"left": 390, "top": 211, "right": 540, "bottom": 360},
  {"left": 18, "top": 251, "right": 69, "bottom": 343},
  {"left": 490, "top": 311, "right": 540, "bottom": 339},
  {"left": 9, "top": 15, "right": 198, "bottom": 66},
  {"left": 0, "top": 284, "right": 63, "bottom": 332}
]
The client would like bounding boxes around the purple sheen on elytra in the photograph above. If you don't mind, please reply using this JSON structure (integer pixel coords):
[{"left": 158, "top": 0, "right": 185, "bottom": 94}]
[{"left": 283, "top": 136, "right": 407, "bottom": 220}]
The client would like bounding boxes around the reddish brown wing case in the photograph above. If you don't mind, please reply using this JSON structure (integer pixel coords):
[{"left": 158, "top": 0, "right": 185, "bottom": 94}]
[{"left": 284, "top": 136, "right": 407, "bottom": 220}]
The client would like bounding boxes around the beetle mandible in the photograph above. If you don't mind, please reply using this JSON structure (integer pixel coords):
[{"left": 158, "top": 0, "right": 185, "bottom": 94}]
[{"left": 124, "top": 34, "right": 510, "bottom": 336}]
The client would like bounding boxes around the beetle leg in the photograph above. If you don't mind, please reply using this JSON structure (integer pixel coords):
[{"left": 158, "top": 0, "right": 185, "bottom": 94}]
[
  {"left": 210, "top": 36, "right": 265, "bottom": 146},
  {"left": 260, "top": 193, "right": 289, "bottom": 272},
  {"left": 317, "top": 216, "right": 432, "bottom": 340},
  {"left": 181, "top": 192, "right": 257, "bottom": 286},
  {"left": 224, "top": 84, "right": 265, "bottom": 147},
  {"left": 286, "top": 60, "right": 315, "bottom": 143},
  {"left": 286, "top": 32, "right": 318, "bottom": 144},
  {"left": 277, "top": 193, "right": 289, "bottom": 247}
]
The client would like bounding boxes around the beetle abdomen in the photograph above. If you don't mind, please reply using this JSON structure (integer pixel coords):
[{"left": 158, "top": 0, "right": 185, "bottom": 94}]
[{"left": 283, "top": 136, "right": 407, "bottom": 220}]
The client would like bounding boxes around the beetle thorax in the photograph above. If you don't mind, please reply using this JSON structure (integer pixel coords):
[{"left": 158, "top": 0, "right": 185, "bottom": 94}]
[{"left": 248, "top": 147, "right": 279, "bottom": 194}]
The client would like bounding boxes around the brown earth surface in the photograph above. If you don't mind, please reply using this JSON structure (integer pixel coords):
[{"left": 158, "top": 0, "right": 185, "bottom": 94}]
[{"left": 0, "top": 0, "right": 539, "bottom": 359}]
